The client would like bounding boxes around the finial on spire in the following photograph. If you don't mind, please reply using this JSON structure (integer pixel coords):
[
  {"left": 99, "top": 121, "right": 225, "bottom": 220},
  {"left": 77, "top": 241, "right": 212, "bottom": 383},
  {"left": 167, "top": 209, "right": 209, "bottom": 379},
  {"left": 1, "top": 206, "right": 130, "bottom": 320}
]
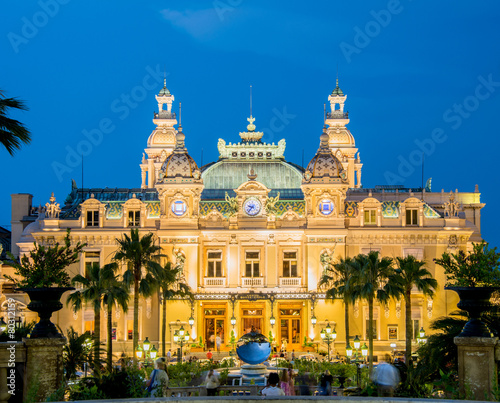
[
  {"left": 324, "top": 103, "right": 326, "bottom": 122},
  {"left": 250, "top": 85, "right": 252, "bottom": 117},
  {"left": 179, "top": 102, "right": 182, "bottom": 126}
]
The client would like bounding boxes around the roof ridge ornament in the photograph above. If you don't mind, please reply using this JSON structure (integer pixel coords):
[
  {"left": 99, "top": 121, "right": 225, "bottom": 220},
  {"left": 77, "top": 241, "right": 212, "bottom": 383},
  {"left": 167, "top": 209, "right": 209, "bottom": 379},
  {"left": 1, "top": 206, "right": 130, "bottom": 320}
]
[{"left": 247, "top": 168, "right": 257, "bottom": 181}]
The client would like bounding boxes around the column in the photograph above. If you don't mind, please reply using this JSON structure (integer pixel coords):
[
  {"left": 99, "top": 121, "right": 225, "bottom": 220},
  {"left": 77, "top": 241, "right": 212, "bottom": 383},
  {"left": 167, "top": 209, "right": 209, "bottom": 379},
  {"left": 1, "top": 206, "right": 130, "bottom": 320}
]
[{"left": 148, "top": 159, "right": 155, "bottom": 188}]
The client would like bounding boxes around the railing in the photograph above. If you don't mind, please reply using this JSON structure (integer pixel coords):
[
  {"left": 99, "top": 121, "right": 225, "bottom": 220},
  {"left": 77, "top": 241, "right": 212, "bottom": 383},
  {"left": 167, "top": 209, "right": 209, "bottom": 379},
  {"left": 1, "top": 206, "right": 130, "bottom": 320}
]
[
  {"left": 241, "top": 277, "right": 264, "bottom": 287},
  {"left": 203, "top": 277, "right": 226, "bottom": 287},
  {"left": 279, "top": 277, "right": 302, "bottom": 287},
  {"left": 166, "top": 385, "right": 264, "bottom": 397},
  {"left": 327, "top": 111, "right": 348, "bottom": 119}
]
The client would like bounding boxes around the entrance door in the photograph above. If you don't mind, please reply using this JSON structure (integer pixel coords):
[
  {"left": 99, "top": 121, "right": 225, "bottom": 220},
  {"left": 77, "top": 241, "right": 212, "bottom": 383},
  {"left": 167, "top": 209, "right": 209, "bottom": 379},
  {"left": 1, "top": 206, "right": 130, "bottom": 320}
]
[
  {"left": 279, "top": 307, "right": 302, "bottom": 351},
  {"left": 204, "top": 307, "right": 225, "bottom": 350},
  {"left": 240, "top": 304, "right": 264, "bottom": 335}
]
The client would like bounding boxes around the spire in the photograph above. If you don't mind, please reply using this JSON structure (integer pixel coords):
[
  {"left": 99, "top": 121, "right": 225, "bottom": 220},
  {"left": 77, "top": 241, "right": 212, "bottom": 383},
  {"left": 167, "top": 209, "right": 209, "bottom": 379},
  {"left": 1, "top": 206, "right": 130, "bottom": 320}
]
[
  {"left": 175, "top": 102, "right": 186, "bottom": 151},
  {"left": 319, "top": 125, "right": 329, "bottom": 150}
]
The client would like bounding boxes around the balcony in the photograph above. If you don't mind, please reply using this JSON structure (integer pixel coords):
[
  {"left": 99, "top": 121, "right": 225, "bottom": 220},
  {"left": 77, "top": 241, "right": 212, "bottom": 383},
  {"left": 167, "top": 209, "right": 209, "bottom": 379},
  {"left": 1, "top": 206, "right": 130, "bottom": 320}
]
[
  {"left": 203, "top": 277, "right": 226, "bottom": 287},
  {"left": 242, "top": 277, "right": 264, "bottom": 287},
  {"left": 279, "top": 277, "right": 302, "bottom": 287}
]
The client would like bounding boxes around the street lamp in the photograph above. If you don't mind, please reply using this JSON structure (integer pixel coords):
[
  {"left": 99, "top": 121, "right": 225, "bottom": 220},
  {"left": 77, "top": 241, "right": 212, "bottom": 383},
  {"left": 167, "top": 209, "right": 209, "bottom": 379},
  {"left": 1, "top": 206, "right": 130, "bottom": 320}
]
[
  {"left": 270, "top": 315, "right": 276, "bottom": 327},
  {"left": 311, "top": 315, "right": 317, "bottom": 327},
  {"left": 189, "top": 316, "right": 195, "bottom": 327},
  {"left": 320, "top": 322, "right": 337, "bottom": 361},
  {"left": 417, "top": 327, "right": 427, "bottom": 344},
  {"left": 150, "top": 345, "right": 158, "bottom": 360},
  {"left": 231, "top": 316, "right": 237, "bottom": 327},
  {"left": 173, "top": 324, "right": 190, "bottom": 363}
]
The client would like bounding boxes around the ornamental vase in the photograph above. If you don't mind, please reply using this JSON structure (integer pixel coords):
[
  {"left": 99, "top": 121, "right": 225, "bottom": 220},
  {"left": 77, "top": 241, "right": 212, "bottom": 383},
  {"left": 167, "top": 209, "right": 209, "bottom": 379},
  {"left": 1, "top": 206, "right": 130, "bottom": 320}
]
[
  {"left": 19, "top": 287, "right": 74, "bottom": 338},
  {"left": 445, "top": 286, "right": 498, "bottom": 337}
]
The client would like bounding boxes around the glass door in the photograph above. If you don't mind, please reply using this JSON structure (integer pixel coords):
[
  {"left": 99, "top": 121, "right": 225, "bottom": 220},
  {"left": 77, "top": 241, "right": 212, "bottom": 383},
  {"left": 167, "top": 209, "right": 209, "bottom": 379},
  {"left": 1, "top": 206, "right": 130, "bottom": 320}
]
[
  {"left": 278, "top": 307, "right": 302, "bottom": 351},
  {"left": 204, "top": 307, "right": 225, "bottom": 350}
]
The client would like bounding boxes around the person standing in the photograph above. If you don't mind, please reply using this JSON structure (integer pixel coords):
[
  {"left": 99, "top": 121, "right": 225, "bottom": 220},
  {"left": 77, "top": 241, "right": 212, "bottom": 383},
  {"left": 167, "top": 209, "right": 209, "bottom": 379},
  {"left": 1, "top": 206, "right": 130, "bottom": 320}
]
[
  {"left": 205, "top": 369, "right": 220, "bottom": 396},
  {"left": 288, "top": 367, "right": 295, "bottom": 396},
  {"left": 279, "top": 369, "right": 291, "bottom": 395},
  {"left": 262, "top": 372, "right": 285, "bottom": 396},
  {"left": 207, "top": 350, "right": 213, "bottom": 360},
  {"left": 166, "top": 349, "right": 172, "bottom": 362},
  {"left": 319, "top": 369, "right": 333, "bottom": 396},
  {"left": 372, "top": 361, "right": 400, "bottom": 397},
  {"left": 216, "top": 334, "right": 221, "bottom": 353},
  {"left": 146, "top": 357, "right": 169, "bottom": 397}
]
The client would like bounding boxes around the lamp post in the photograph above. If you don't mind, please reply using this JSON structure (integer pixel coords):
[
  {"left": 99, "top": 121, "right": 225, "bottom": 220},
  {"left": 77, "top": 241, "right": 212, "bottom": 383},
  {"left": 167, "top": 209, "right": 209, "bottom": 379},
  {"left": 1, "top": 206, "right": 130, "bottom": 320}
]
[
  {"left": 346, "top": 336, "right": 368, "bottom": 388},
  {"left": 173, "top": 325, "right": 190, "bottom": 364},
  {"left": 135, "top": 337, "right": 158, "bottom": 366},
  {"left": 320, "top": 322, "right": 337, "bottom": 361},
  {"left": 416, "top": 327, "right": 427, "bottom": 344}
]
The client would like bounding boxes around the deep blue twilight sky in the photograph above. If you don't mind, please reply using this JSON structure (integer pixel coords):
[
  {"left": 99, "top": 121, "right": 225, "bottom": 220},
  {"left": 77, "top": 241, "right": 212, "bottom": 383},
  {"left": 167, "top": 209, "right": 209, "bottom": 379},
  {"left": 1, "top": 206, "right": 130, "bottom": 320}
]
[{"left": 1, "top": 1, "right": 500, "bottom": 247}]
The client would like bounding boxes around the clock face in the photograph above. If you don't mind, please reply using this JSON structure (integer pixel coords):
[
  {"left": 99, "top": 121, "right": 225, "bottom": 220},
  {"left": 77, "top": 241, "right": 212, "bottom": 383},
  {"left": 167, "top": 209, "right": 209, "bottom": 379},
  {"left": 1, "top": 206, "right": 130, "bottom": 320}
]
[
  {"left": 243, "top": 198, "right": 261, "bottom": 216},
  {"left": 171, "top": 200, "right": 187, "bottom": 216},
  {"left": 318, "top": 199, "right": 334, "bottom": 216}
]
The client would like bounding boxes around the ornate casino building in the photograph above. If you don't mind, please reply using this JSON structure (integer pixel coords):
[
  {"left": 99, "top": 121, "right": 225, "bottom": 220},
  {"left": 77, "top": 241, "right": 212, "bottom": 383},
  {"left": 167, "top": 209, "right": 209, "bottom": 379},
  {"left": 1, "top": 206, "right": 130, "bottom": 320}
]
[{"left": 3, "top": 80, "right": 484, "bottom": 358}]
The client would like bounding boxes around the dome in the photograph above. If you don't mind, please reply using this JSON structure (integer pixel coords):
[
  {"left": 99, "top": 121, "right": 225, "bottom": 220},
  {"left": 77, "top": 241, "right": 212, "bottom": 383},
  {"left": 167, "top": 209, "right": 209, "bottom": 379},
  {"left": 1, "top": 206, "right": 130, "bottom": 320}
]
[
  {"left": 303, "top": 127, "right": 347, "bottom": 182},
  {"left": 161, "top": 152, "right": 199, "bottom": 179}
]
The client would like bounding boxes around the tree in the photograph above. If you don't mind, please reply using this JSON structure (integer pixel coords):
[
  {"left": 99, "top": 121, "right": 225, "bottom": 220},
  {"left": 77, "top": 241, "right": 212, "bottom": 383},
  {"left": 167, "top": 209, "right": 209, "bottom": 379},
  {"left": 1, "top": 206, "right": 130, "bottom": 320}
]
[
  {"left": 0, "top": 90, "right": 31, "bottom": 155},
  {"left": 156, "top": 261, "right": 193, "bottom": 356},
  {"left": 350, "top": 251, "right": 397, "bottom": 371},
  {"left": 113, "top": 229, "right": 163, "bottom": 358},
  {"left": 392, "top": 255, "right": 437, "bottom": 365},
  {"left": 67, "top": 263, "right": 118, "bottom": 368},
  {"left": 63, "top": 326, "right": 92, "bottom": 380},
  {"left": 101, "top": 264, "right": 129, "bottom": 371},
  {"left": 319, "top": 256, "right": 354, "bottom": 352}
]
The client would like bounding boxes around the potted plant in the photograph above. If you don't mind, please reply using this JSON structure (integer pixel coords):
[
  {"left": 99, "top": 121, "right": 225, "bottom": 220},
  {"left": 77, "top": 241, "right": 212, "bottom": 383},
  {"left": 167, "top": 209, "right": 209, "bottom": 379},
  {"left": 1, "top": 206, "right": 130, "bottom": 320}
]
[
  {"left": 434, "top": 241, "right": 500, "bottom": 337},
  {"left": 302, "top": 336, "right": 315, "bottom": 352},
  {"left": 3, "top": 229, "right": 86, "bottom": 338},
  {"left": 190, "top": 336, "right": 204, "bottom": 352}
]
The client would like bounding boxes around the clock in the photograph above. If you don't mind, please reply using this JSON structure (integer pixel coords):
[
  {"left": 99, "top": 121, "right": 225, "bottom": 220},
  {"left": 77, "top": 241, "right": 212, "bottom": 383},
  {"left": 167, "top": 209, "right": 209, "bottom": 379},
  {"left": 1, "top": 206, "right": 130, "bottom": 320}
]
[
  {"left": 243, "top": 198, "right": 262, "bottom": 216},
  {"left": 318, "top": 199, "right": 334, "bottom": 216},
  {"left": 171, "top": 200, "right": 187, "bottom": 216}
]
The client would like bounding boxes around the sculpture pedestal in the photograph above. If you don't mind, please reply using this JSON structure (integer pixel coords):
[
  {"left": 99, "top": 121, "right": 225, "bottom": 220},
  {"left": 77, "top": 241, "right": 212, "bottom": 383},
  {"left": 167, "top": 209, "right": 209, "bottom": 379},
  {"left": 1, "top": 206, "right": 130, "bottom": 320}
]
[
  {"left": 240, "top": 364, "right": 268, "bottom": 385},
  {"left": 23, "top": 338, "right": 65, "bottom": 402},
  {"left": 454, "top": 336, "right": 498, "bottom": 400}
]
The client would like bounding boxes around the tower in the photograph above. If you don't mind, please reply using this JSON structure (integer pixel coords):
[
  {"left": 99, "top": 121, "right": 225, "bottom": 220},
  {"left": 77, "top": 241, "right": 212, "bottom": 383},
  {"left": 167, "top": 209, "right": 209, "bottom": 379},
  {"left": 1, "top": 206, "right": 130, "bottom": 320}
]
[
  {"left": 140, "top": 79, "right": 178, "bottom": 188},
  {"left": 325, "top": 79, "right": 362, "bottom": 188}
]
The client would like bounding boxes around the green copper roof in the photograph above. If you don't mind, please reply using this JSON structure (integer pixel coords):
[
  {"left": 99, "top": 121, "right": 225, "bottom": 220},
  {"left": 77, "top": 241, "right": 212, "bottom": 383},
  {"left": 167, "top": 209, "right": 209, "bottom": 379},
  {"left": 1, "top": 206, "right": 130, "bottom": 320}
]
[{"left": 331, "top": 78, "right": 344, "bottom": 96}]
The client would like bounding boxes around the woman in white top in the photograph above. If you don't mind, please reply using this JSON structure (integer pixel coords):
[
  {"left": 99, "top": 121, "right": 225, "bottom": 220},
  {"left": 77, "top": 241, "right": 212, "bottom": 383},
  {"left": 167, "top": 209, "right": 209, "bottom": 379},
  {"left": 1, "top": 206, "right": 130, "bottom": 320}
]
[
  {"left": 146, "top": 357, "right": 169, "bottom": 397},
  {"left": 205, "top": 369, "right": 220, "bottom": 396},
  {"left": 262, "top": 372, "right": 285, "bottom": 396}
]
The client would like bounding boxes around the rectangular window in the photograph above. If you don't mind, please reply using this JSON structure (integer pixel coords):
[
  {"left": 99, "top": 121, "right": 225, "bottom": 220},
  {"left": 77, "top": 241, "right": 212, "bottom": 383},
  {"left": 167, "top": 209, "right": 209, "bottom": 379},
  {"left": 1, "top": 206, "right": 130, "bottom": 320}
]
[
  {"left": 406, "top": 209, "right": 418, "bottom": 226},
  {"left": 127, "top": 319, "right": 133, "bottom": 340},
  {"left": 84, "top": 251, "right": 100, "bottom": 277},
  {"left": 365, "top": 319, "right": 378, "bottom": 339},
  {"left": 412, "top": 319, "right": 420, "bottom": 340},
  {"left": 207, "top": 251, "right": 222, "bottom": 277},
  {"left": 128, "top": 210, "right": 140, "bottom": 227},
  {"left": 283, "top": 252, "right": 297, "bottom": 277},
  {"left": 364, "top": 209, "right": 377, "bottom": 225},
  {"left": 86, "top": 210, "right": 99, "bottom": 227},
  {"left": 245, "top": 251, "right": 260, "bottom": 277}
]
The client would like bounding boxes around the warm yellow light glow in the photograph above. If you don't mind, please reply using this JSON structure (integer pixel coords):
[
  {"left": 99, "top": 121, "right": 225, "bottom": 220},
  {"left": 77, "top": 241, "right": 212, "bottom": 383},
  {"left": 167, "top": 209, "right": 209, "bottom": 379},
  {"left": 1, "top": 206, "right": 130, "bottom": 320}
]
[
  {"left": 346, "top": 344, "right": 353, "bottom": 357},
  {"left": 353, "top": 335, "right": 360, "bottom": 350},
  {"left": 143, "top": 337, "right": 151, "bottom": 351}
]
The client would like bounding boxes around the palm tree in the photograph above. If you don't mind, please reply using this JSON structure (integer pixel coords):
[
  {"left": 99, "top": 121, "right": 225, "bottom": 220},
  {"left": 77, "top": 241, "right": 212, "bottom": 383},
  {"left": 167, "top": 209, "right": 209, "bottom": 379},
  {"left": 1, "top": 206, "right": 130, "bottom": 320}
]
[
  {"left": 113, "top": 229, "right": 163, "bottom": 358},
  {"left": 319, "top": 257, "right": 354, "bottom": 351},
  {"left": 67, "top": 263, "right": 120, "bottom": 369},
  {"left": 101, "top": 264, "right": 130, "bottom": 371},
  {"left": 393, "top": 255, "right": 437, "bottom": 364},
  {"left": 350, "top": 251, "right": 397, "bottom": 371},
  {"left": 157, "top": 261, "right": 194, "bottom": 356},
  {"left": 63, "top": 326, "right": 92, "bottom": 380},
  {"left": 0, "top": 90, "right": 31, "bottom": 155}
]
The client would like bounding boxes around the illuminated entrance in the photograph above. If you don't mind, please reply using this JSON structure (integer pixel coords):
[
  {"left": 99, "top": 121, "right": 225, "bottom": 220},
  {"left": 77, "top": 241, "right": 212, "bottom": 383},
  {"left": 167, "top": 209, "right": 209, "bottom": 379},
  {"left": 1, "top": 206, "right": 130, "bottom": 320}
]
[
  {"left": 278, "top": 304, "right": 302, "bottom": 350},
  {"left": 241, "top": 303, "right": 264, "bottom": 335},
  {"left": 204, "top": 305, "right": 225, "bottom": 351}
]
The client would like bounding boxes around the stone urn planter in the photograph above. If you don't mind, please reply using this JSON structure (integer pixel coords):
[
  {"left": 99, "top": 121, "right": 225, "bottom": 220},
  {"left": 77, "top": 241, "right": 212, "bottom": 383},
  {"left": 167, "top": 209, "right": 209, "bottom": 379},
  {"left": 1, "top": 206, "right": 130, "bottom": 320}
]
[
  {"left": 19, "top": 287, "right": 74, "bottom": 338},
  {"left": 445, "top": 286, "right": 498, "bottom": 337}
]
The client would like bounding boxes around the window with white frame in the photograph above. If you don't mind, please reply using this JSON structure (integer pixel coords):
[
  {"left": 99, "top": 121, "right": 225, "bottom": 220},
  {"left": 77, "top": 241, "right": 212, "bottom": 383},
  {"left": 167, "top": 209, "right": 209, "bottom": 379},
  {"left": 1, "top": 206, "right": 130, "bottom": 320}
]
[
  {"left": 364, "top": 307, "right": 379, "bottom": 340},
  {"left": 406, "top": 209, "right": 418, "bottom": 226},
  {"left": 283, "top": 251, "right": 298, "bottom": 277},
  {"left": 364, "top": 209, "right": 377, "bottom": 225},
  {"left": 411, "top": 307, "right": 421, "bottom": 339},
  {"left": 245, "top": 251, "right": 260, "bottom": 277},
  {"left": 207, "top": 251, "right": 222, "bottom": 277},
  {"left": 86, "top": 210, "right": 99, "bottom": 227},
  {"left": 84, "top": 251, "right": 100, "bottom": 277},
  {"left": 128, "top": 210, "right": 140, "bottom": 227}
]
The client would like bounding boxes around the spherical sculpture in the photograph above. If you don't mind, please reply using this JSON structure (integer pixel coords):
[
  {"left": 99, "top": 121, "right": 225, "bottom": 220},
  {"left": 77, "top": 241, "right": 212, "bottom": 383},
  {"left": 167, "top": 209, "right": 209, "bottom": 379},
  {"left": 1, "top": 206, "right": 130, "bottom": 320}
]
[{"left": 236, "top": 331, "right": 271, "bottom": 365}]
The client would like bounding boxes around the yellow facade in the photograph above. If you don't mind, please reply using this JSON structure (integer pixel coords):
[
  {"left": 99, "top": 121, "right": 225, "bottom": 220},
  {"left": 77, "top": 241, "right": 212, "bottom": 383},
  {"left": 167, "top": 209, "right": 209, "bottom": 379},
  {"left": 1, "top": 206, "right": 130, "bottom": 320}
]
[{"left": 3, "top": 81, "right": 482, "bottom": 360}]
